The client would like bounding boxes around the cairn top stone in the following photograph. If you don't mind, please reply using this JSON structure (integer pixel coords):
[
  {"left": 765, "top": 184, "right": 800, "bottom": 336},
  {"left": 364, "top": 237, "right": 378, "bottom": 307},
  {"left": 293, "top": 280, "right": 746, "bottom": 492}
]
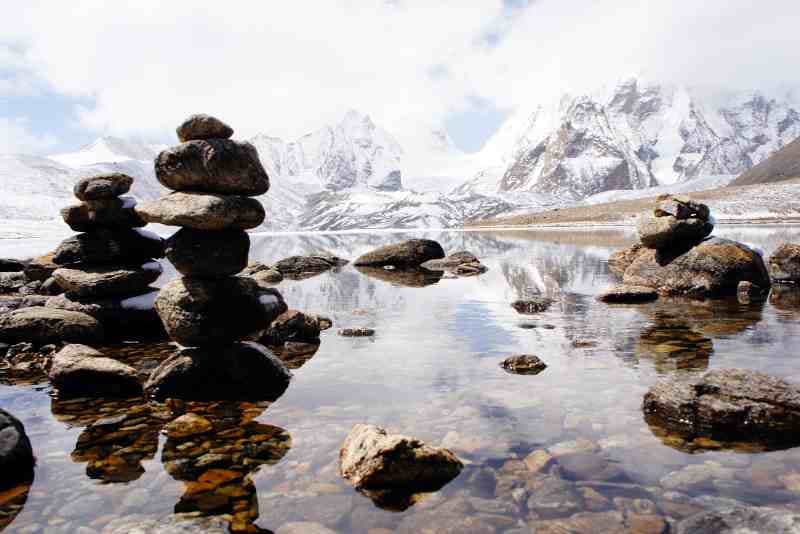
[
  {"left": 654, "top": 195, "right": 711, "bottom": 221},
  {"left": 73, "top": 173, "right": 134, "bottom": 201},
  {"left": 176, "top": 114, "right": 234, "bottom": 142}
]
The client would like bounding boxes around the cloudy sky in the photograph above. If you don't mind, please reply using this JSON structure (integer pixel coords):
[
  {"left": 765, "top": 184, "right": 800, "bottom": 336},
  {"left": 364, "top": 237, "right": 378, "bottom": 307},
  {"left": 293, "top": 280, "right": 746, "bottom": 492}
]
[{"left": 2, "top": 0, "right": 800, "bottom": 158}]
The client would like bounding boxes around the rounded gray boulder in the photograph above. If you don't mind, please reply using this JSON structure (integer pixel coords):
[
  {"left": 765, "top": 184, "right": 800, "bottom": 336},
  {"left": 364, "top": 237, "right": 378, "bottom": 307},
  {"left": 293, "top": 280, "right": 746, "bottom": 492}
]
[
  {"left": 176, "top": 114, "right": 234, "bottom": 142},
  {"left": 135, "top": 192, "right": 265, "bottom": 230}
]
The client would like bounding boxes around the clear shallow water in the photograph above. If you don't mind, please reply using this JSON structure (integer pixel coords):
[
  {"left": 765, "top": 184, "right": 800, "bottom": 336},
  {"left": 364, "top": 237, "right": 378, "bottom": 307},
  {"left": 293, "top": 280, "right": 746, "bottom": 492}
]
[{"left": 3, "top": 226, "right": 800, "bottom": 532}]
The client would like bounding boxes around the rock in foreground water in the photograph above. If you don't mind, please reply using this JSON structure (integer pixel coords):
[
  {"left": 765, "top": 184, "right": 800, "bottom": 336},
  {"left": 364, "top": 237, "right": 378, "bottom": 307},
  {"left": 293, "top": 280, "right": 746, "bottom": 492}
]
[
  {"left": 155, "top": 277, "right": 286, "bottom": 346},
  {"left": 45, "top": 290, "right": 162, "bottom": 339},
  {"left": 676, "top": 505, "right": 800, "bottom": 534},
  {"left": 354, "top": 239, "right": 445, "bottom": 268},
  {"left": 49, "top": 344, "right": 141, "bottom": 396},
  {"left": 623, "top": 237, "right": 771, "bottom": 297},
  {"left": 511, "top": 297, "right": 554, "bottom": 314},
  {"left": 597, "top": 284, "right": 659, "bottom": 303},
  {"left": 273, "top": 254, "right": 348, "bottom": 279},
  {"left": 166, "top": 228, "right": 250, "bottom": 277},
  {"left": 73, "top": 173, "right": 133, "bottom": 201},
  {"left": 262, "top": 309, "right": 323, "bottom": 345},
  {"left": 500, "top": 354, "right": 547, "bottom": 375},
  {"left": 339, "top": 423, "right": 463, "bottom": 490},
  {"left": 145, "top": 341, "right": 291, "bottom": 400},
  {"left": 136, "top": 192, "right": 265, "bottom": 230},
  {"left": 0, "top": 408, "right": 34, "bottom": 488},
  {"left": 155, "top": 139, "right": 268, "bottom": 195},
  {"left": 0, "top": 307, "right": 103, "bottom": 344},
  {"left": 643, "top": 368, "right": 800, "bottom": 447},
  {"left": 421, "top": 251, "right": 487, "bottom": 275},
  {"left": 176, "top": 114, "right": 234, "bottom": 142},
  {"left": 769, "top": 243, "right": 800, "bottom": 283}
]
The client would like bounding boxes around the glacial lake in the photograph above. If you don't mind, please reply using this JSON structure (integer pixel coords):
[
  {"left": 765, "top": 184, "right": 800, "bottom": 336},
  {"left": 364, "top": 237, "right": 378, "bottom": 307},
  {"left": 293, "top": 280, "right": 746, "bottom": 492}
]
[{"left": 3, "top": 225, "right": 800, "bottom": 533}]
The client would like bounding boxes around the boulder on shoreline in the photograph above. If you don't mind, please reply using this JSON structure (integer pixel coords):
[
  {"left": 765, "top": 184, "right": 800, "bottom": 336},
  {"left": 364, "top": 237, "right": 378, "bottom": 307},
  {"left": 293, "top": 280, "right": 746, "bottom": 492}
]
[
  {"left": 144, "top": 341, "right": 291, "bottom": 401},
  {"left": 155, "top": 139, "right": 269, "bottom": 196},
  {"left": 354, "top": 239, "right": 445, "bottom": 268},
  {"left": 0, "top": 307, "right": 103, "bottom": 345},
  {"left": 339, "top": 424, "right": 463, "bottom": 490},
  {"left": 273, "top": 254, "right": 348, "bottom": 280},
  {"left": 769, "top": 243, "right": 800, "bottom": 283},
  {"left": 136, "top": 192, "right": 265, "bottom": 230},
  {"left": 643, "top": 368, "right": 800, "bottom": 449},
  {"left": 154, "top": 277, "right": 286, "bottom": 346},
  {"left": 0, "top": 409, "right": 35, "bottom": 488},
  {"left": 49, "top": 344, "right": 141, "bottom": 396}
]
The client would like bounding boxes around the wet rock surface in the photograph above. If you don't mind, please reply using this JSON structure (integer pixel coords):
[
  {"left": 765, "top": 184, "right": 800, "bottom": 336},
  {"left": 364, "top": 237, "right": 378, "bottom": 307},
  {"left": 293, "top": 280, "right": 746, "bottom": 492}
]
[
  {"left": 166, "top": 228, "right": 250, "bottom": 278},
  {"left": 155, "top": 139, "right": 269, "bottom": 196},
  {"left": 643, "top": 368, "right": 800, "bottom": 448},
  {"left": 49, "top": 344, "right": 141, "bottom": 396},
  {"left": 500, "top": 354, "right": 547, "bottom": 375},
  {"left": 421, "top": 251, "right": 487, "bottom": 275},
  {"left": 0, "top": 306, "right": 103, "bottom": 344},
  {"left": 354, "top": 239, "right": 445, "bottom": 268},
  {"left": 154, "top": 277, "right": 286, "bottom": 346},
  {"left": 675, "top": 505, "right": 800, "bottom": 534},
  {"left": 511, "top": 297, "right": 554, "bottom": 314},
  {"left": 0, "top": 408, "right": 34, "bottom": 489},
  {"left": 274, "top": 254, "right": 348, "bottom": 279},
  {"left": 136, "top": 192, "right": 266, "bottom": 230},
  {"left": 769, "top": 243, "right": 800, "bottom": 283},
  {"left": 262, "top": 309, "right": 324, "bottom": 345},
  {"left": 338, "top": 327, "right": 375, "bottom": 337}
]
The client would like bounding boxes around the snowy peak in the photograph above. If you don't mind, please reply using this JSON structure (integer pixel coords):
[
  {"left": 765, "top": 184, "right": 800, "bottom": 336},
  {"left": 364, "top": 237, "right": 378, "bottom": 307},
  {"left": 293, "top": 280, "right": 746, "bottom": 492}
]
[{"left": 51, "top": 136, "right": 162, "bottom": 168}]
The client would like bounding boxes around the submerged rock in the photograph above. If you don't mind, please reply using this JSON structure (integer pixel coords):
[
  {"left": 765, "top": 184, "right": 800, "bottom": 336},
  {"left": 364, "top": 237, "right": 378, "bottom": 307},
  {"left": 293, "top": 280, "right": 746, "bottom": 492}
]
[
  {"left": 49, "top": 344, "right": 141, "bottom": 396},
  {"left": 339, "top": 423, "right": 463, "bottom": 490},
  {"left": 73, "top": 172, "right": 133, "bottom": 201},
  {"left": 500, "top": 354, "right": 547, "bottom": 375},
  {"left": 623, "top": 237, "right": 771, "bottom": 297},
  {"left": 166, "top": 228, "right": 250, "bottom": 277},
  {"left": 0, "top": 307, "right": 103, "bottom": 344},
  {"left": 162, "top": 413, "right": 213, "bottom": 439},
  {"left": 154, "top": 277, "right": 286, "bottom": 346},
  {"left": 354, "top": 239, "right": 445, "bottom": 268},
  {"left": 262, "top": 309, "right": 323, "bottom": 345},
  {"left": 53, "top": 229, "right": 165, "bottom": 265},
  {"left": 643, "top": 368, "right": 800, "bottom": 448},
  {"left": 273, "top": 254, "right": 348, "bottom": 280},
  {"left": 155, "top": 139, "right": 269, "bottom": 196},
  {"left": 0, "top": 408, "right": 35, "bottom": 488},
  {"left": 53, "top": 261, "right": 162, "bottom": 299},
  {"left": 176, "top": 114, "right": 234, "bottom": 142},
  {"left": 511, "top": 297, "right": 554, "bottom": 314},
  {"left": 676, "top": 505, "right": 800, "bottom": 534},
  {"left": 103, "top": 513, "right": 230, "bottom": 534},
  {"left": 421, "top": 251, "right": 487, "bottom": 275},
  {"left": 769, "top": 243, "right": 800, "bottom": 283},
  {"left": 338, "top": 327, "right": 375, "bottom": 337},
  {"left": 144, "top": 341, "right": 291, "bottom": 401},
  {"left": 136, "top": 191, "right": 265, "bottom": 230},
  {"left": 597, "top": 284, "right": 658, "bottom": 304}
]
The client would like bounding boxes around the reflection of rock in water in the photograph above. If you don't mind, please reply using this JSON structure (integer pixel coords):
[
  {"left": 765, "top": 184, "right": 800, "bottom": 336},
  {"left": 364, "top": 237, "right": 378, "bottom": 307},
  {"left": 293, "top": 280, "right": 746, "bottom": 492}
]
[
  {"left": 355, "top": 266, "right": 442, "bottom": 288},
  {"left": 636, "top": 313, "right": 713, "bottom": 374},
  {"left": 161, "top": 401, "right": 291, "bottom": 533},
  {"left": 50, "top": 397, "right": 168, "bottom": 483},
  {"left": 0, "top": 479, "right": 32, "bottom": 531}
]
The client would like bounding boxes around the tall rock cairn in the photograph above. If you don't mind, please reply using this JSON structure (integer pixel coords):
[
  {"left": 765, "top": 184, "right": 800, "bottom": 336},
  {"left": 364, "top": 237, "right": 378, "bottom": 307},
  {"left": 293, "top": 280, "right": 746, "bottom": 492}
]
[
  {"left": 48, "top": 173, "right": 166, "bottom": 338},
  {"left": 138, "top": 114, "right": 291, "bottom": 400}
]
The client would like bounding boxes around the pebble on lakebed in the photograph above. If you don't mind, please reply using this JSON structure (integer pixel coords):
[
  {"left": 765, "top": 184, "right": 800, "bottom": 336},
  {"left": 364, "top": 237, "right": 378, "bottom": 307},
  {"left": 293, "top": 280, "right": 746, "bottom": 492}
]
[{"left": 338, "top": 327, "right": 375, "bottom": 337}]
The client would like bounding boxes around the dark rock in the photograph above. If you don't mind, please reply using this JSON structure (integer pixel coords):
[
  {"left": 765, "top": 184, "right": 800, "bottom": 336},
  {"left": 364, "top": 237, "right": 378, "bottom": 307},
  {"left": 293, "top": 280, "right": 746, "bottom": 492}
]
[
  {"left": 608, "top": 244, "right": 644, "bottom": 278},
  {"left": 49, "top": 344, "right": 141, "bottom": 396},
  {"left": 0, "top": 272, "right": 26, "bottom": 294},
  {"left": 654, "top": 195, "right": 711, "bottom": 221},
  {"left": 155, "top": 139, "right": 268, "bottom": 195},
  {"left": 0, "top": 295, "right": 48, "bottom": 315},
  {"left": 53, "top": 261, "right": 162, "bottom": 299},
  {"left": 737, "top": 280, "right": 768, "bottom": 303},
  {"left": 73, "top": 173, "right": 133, "bottom": 201},
  {"left": 769, "top": 243, "right": 800, "bottom": 283},
  {"left": 135, "top": 191, "right": 265, "bottom": 230},
  {"left": 500, "top": 354, "right": 547, "bottom": 375},
  {"left": 23, "top": 253, "right": 58, "bottom": 281},
  {"left": 339, "top": 423, "right": 463, "bottom": 490},
  {"left": 154, "top": 277, "right": 286, "bottom": 346},
  {"left": 0, "top": 258, "right": 26, "bottom": 272},
  {"left": 240, "top": 262, "right": 284, "bottom": 284},
  {"left": 0, "top": 408, "right": 34, "bottom": 488},
  {"left": 166, "top": 228, "right": 249, "bottom": 277},
  {"left": 162, "top": 413, "right": 213, "bottom": 439},
  {"left": 338, "top": 327, "right": 375, "bottom": 337},
  {"left": 61, "top": 196, "right": 145, "bottom": 232},
  {"left": 637, "top": 214, "right": 713, "bottom": 250},
  {"left": 643, "top": 368, "right": 800, "bottom": 448},
  {"left": 356, "top": 266, "right": 443, "bottom": 287},
  {"left": 354, "top": 239, "right": 445, "bottom": 268},
  {"left": 623, "top": 237, "right": 771, "bottom": 297},
  {"left": 676, "top": 505, "right": 800, "bottom": 534},
  {"left": 144, "top": 341, "right": 291, "bottom": 400},
  {"left": 176, "top": 114, "right": 234, "bottom": 142},
  {"left": 273, "top": 254, "right": 348, "bottom": 279},
  {"left": 0, "top": 307, "right": 103, "bottom": 344},
  {"left": 45, "top": 290, "right": 162, "bottom": 340},
  {"left": 511, "top": 297, "right": 554, "bottom": 314},
  {"left": 271, "top": 341, "right": 320, "bottom": 369},
  {"left": 53, "top": 229, "right": 165, "bottom": 265},
  {"left": 597, "top": 284, "right": 659, "bottom": 303},
  {"left": 39, "top": 276, "right": 63, "bottom": 295},
  {"left": 262, "top": 309, "right": 322, "bottom": 345}
]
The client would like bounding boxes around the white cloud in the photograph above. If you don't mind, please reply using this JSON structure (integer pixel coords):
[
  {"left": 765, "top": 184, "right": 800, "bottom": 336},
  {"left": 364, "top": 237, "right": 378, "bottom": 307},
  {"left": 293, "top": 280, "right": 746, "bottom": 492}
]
[
  {"left": 2, "top": 0, "right": 800, "bottom": 159},
  {"left": 0, "top": 117, "right": 57, "bottom": 154}
]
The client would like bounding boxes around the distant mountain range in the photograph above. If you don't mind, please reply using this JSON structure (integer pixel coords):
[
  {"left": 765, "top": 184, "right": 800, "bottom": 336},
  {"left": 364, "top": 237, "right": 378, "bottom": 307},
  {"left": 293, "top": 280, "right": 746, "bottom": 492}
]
[{"left": 2, "top": 79, "right": 799, "bottom": 234}]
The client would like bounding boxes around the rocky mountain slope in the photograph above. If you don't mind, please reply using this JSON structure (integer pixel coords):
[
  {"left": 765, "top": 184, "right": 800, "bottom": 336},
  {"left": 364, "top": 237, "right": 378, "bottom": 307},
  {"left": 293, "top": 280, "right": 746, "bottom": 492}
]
[
  {"left": 730, "top": 136, "right": 800, "bottom": 186},
  {"left": 459, "top": 80, "right": 800, "bottom": 201}
]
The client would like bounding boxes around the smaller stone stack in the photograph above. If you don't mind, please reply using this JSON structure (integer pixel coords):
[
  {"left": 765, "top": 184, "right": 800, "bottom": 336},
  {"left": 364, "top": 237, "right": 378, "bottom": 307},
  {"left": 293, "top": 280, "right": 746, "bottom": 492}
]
[
  {"left": 139, "top": 115, "right": 291, "bottom": 400},
  {"left": 46, "top": 173, "right": 166, "bottom": 338},
  {"left": 636, "top": 195, "right": 714, "bottom": 251}
]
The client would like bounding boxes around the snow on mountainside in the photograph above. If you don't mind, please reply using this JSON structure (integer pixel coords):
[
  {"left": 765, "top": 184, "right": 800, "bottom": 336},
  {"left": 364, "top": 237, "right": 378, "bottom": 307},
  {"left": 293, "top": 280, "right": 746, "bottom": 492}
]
[{"left": 461, "top": 79, "right": 800, "bottom": 202}]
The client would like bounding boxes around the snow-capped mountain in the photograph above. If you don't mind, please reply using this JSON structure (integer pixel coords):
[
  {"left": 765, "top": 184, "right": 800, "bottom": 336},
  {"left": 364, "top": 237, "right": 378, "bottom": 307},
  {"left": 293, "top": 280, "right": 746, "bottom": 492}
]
[{"left": 460, "top": 79, "right": 800, "bottom": 201}]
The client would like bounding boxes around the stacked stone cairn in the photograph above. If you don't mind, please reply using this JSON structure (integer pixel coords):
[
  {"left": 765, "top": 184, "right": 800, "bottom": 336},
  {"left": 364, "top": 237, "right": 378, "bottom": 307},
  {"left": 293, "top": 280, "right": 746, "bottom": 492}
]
[
  {"left": 138, "top": 114, "right": 292, "bottom": 400},
  {"left": 43, "top": 173, "right": 166, "bottom": 339}
]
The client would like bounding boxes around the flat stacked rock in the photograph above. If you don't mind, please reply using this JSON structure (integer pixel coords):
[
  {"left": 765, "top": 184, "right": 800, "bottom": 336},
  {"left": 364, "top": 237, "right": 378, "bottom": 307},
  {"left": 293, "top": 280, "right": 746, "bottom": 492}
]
[
  {"left": 637, "top": 195, "right": 713, "bottom": 250},
  {"left": 142, "top": 115, "right": 291, "bottom": 400},
  {"left": 45, "top": 173, "right": 165, "bottom": 340}
]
